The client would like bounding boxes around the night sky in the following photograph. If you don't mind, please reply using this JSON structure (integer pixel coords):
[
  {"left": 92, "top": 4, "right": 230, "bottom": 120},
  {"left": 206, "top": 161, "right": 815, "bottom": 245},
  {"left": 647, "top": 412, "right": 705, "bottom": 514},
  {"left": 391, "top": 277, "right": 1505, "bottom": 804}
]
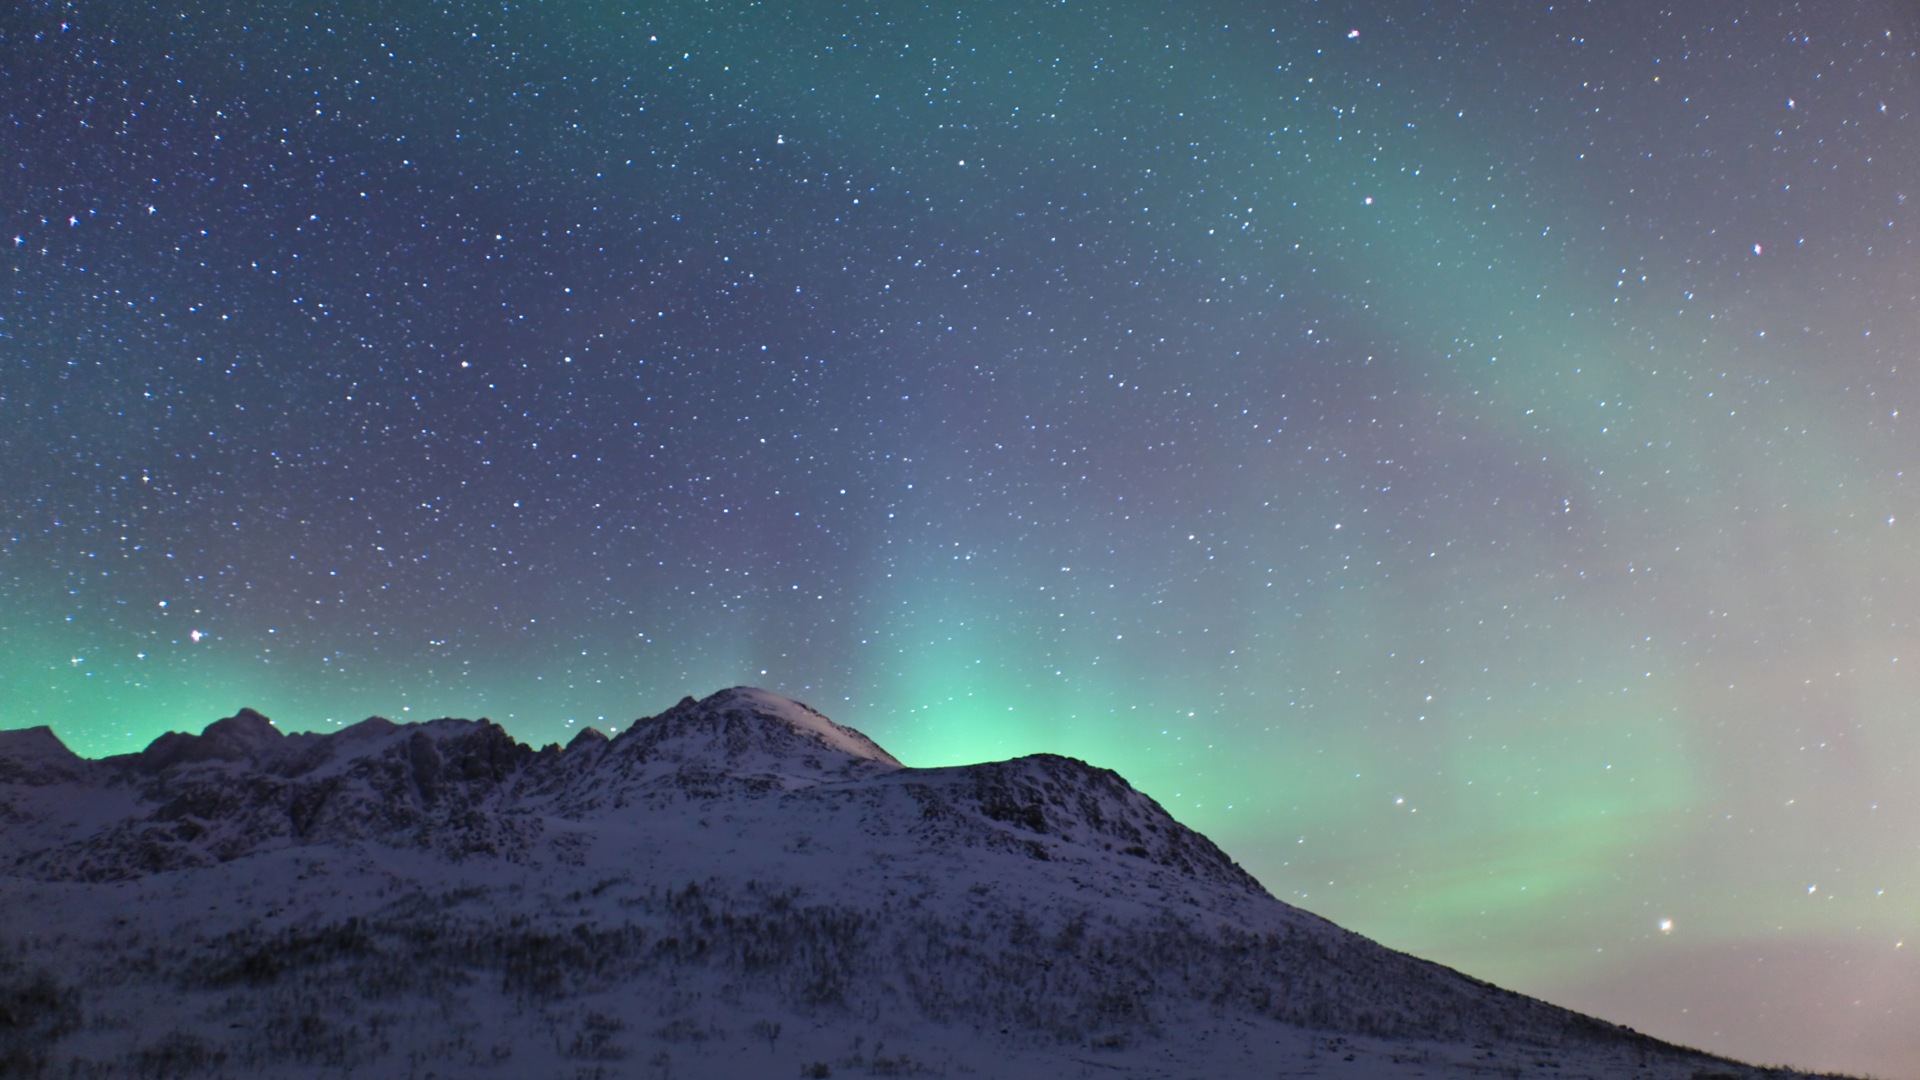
[{"left": 5, "top": 3, "right": 1917, "bottom": 1075}]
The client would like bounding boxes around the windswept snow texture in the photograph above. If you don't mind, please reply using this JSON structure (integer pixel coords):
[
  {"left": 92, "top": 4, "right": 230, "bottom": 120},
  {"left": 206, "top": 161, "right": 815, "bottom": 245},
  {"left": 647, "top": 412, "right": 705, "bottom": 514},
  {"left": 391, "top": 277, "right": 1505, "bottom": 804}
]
[{"left": 0, "top": 689, "right": 1842, "bottom": 1079}]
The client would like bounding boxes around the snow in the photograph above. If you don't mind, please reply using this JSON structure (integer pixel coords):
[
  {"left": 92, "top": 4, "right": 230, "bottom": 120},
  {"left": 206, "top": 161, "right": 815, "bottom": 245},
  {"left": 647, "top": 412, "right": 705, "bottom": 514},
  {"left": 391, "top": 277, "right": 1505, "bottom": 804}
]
[
  {"left": 0, "top": 688, "right": 1840, "bottom": 1079},
  {"left": 704, "top": 686, "right": 903, "bottom": 768}
]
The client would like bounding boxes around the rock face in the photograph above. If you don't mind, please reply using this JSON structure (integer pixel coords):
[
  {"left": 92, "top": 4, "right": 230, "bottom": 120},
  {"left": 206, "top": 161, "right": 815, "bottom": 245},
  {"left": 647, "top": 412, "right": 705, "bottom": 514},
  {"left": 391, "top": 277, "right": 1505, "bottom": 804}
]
[
  {"left": 7, "top": 708, "right": 539, "bottom": 881},
  {"left": 0, "top": 689, "right": 1835, "bottom": 1080},
  {"left": 0, "top": 725, "right": 89, "bottom": 786}
]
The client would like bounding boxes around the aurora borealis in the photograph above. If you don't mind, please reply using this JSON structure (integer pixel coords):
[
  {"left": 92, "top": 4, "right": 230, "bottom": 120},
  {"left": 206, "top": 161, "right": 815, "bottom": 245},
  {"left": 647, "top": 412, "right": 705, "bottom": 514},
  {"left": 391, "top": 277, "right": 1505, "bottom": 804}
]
[{"left": 5, "top": 2, "right": 1918, "bottom": 1074}]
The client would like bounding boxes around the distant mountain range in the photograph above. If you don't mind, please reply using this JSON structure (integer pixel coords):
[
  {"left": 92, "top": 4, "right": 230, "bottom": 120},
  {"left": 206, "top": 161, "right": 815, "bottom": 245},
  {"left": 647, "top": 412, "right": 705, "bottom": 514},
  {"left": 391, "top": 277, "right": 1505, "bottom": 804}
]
[{"left": 0, "top": 688, "right": 1841, "bottom": 1079}]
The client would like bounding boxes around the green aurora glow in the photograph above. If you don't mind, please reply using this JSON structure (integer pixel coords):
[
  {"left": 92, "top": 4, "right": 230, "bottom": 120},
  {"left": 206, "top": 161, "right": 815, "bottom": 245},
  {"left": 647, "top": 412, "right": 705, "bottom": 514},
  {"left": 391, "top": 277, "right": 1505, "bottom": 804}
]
[{"left": 6, "top": 3, "right": 1918, "bottom": 1076}]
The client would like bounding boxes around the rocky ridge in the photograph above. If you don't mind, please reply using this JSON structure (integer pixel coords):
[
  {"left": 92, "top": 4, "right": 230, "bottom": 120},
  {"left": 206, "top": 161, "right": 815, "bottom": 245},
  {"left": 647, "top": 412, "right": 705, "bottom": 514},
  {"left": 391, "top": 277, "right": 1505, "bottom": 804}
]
[{"left": 0, "top": 689, "right": 1841, "bottom": 1079}]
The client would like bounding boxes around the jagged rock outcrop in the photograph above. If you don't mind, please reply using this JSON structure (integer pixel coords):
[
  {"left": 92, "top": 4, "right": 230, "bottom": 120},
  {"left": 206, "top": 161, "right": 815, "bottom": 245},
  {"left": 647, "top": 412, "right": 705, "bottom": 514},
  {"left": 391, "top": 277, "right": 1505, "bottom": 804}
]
[{"left": 8, "top": 710, "right": 544, "bottom": 880}]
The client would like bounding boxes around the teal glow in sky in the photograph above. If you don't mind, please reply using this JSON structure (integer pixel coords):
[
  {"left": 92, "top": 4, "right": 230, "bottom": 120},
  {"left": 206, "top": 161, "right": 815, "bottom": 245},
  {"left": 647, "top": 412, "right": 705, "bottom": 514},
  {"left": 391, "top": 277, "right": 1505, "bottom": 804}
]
[{"left": 5, "top": 4, "right": 1918, "bottom": 1075}]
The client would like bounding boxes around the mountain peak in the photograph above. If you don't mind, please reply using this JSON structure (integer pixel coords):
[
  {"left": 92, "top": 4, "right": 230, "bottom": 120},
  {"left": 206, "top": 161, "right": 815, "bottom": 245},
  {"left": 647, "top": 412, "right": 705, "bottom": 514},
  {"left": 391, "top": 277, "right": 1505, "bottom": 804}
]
[
  {"left": 202, "top": 707, "right": 282, "bottom": 748},
  {"left": 706, "top": 686, "right": 902, "bottom": 767},
  {"left": 0, "top": 725, "right": 87, "bottom": 785},
  {"left": 605, "top": 686, "right": 903, "bottom": 788},
  {"left": 0, "top": 725, "right": 74, "bottom": 759},
  {"left": 133, "top": 707, "right": 284, "bottom": 772}
]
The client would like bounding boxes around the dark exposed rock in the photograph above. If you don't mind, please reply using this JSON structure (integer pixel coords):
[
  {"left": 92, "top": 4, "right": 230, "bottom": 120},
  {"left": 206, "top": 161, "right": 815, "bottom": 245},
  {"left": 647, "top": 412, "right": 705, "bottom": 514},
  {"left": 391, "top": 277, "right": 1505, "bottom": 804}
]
[{"left": 0, "top": 726, "right": 88, "bottom": 786}]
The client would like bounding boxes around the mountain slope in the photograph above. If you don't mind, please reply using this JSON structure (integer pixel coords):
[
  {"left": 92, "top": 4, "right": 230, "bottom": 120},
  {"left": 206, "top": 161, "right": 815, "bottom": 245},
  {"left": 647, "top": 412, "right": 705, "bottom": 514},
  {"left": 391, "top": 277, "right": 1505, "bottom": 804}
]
[{"left": 0, "top": 689, "right": 1838, "bottom": 1079}]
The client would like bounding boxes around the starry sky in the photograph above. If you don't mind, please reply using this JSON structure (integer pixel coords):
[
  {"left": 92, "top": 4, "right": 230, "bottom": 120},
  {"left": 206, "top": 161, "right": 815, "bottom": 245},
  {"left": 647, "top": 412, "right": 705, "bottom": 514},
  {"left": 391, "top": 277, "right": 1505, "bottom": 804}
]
[{"left": 5, "top": 2, "right": 1917, "bottom": 1074}]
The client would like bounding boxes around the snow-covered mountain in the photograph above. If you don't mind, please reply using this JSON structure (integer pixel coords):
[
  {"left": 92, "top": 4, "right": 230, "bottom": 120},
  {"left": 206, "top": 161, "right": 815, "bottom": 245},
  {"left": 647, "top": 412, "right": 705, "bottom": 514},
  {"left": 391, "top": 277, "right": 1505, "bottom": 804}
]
[{"left": 0, "top": 688, "right": 1837, "bottom": 1079}]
